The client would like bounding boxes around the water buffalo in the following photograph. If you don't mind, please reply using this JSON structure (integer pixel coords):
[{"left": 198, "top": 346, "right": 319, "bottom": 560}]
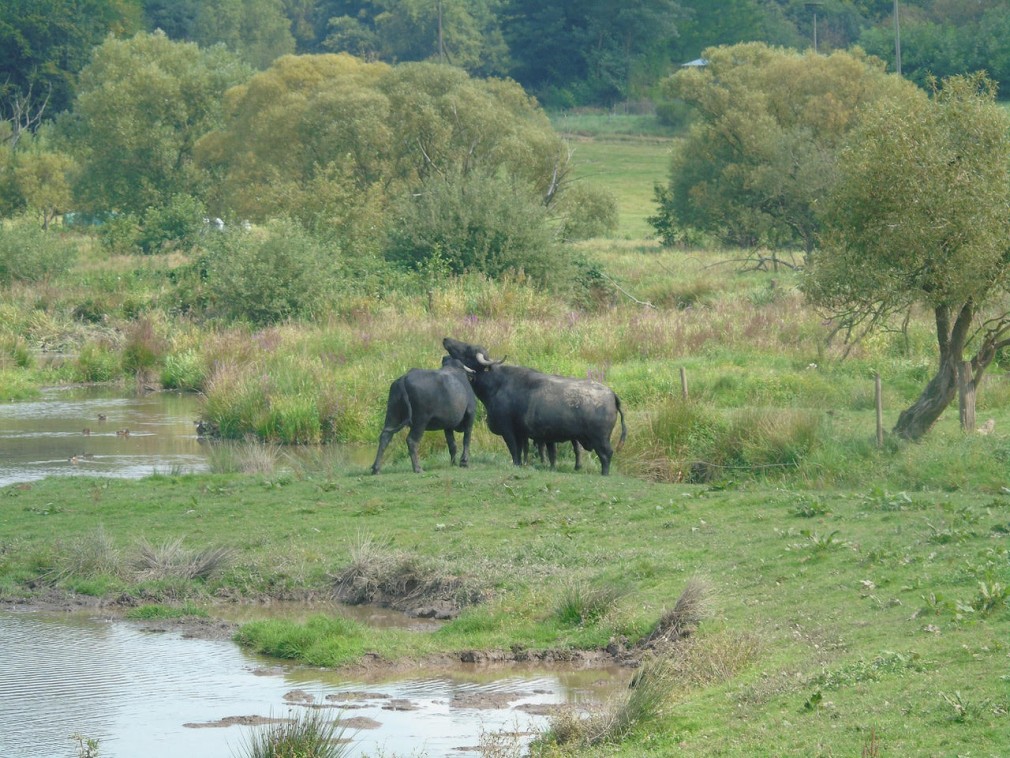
[
  {"left": 443, "top": 337, "right": 626, "bottom": 475},
  {"left": 371, "top": 356, "right": 476, "bottom": 474}
]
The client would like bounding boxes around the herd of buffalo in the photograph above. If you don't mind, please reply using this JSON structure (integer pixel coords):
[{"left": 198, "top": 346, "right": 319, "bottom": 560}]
[{"left": 371, "top": 337, "right": 627, "bottom": 476}]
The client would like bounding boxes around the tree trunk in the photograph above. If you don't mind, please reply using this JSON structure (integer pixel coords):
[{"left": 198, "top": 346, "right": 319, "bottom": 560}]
[
  {"left": 892, "top": 303, "right": 968, "bottom": 440},
  {"left": 892, "top": 355, "right": 958, "bottom": 440},
  {"left": 892, "top": 301, "right": 1009, "bottom": 440},
  {"left": 958, "top": 360, "right": 976, "bottom": 432}
]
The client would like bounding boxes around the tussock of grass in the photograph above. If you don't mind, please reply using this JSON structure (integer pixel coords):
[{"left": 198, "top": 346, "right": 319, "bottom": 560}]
[
  {"left": 237, "top": 709, "right": 349, "bottom": 758},
  {"left": 332, "top": 534, "right": 485, "bottom": 612},
  {"left": 553, "top": 581, "right": 622, "bottom": 628},
  {"left": 133, "top": 537, "right": 233, "bottom": 581},
  {"left": 543, "top": 655, "right": 676, "bottom": 748},
  {"left": 43, "top": 526, "right": 123, "bottom": 584},
  {"left": 640, "top": 576, "right": 713, "bottom": 649},
  {"left": 207, "top": 440, "right": 282, "bottom": 475}
]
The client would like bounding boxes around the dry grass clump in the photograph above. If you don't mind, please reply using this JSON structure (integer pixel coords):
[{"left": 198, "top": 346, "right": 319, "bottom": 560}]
[
  {"left": 132, "top": 537, "right": 233, "bottom": 581},
  {"left": 543, "top": 655, "right": 677, "bottom": 748},
  {"left": 207, "top": 440, "right": 282, "bottom": 474},
  {"left": 44, "top": 525, "right": 123, "bottom": 583},
  {"left": 640, "top": 575, "right": 714, "bottom": 649},
  {"left": 332, "top": 533, "right": 485, "bottom": 612}
]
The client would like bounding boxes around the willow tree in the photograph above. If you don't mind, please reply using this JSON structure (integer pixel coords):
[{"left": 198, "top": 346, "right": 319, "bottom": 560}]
[
  {"left": 804, "top": 74, "right": 1010, "bottom": 440},
  {"left": 651, "top": 43, "right": 915, "bottom": 254}
]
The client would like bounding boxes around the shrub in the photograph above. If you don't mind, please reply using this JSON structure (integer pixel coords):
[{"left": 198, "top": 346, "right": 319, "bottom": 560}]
[
  {"left": 555, "top": 181, "right": 619, "bottom": 241},
  {"left": 202, "top": 219, "right": 338, "bottom": 325},
  {"left": 99, "top": 212, "right": 142, "bottom": 254},
  {"left": 0, "top": 216, "right": 77, "bottom": 284},
  {"left": 121, "top": 318, "right": 167, "bottom": 376},
  {"left": 76, "top": 342, "right": 120, "bottom": 383},
  {"left": 136, "top": 194, "right": 207, "bottom": 254},
  {"left": 384, "top": 170, "right": 567, "bottom": 288}
]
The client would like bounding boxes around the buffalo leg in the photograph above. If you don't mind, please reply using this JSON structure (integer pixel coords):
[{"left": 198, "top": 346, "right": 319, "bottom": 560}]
[
  {"left": 459, "top": 425, "right": 471, "bottom": 468},
  {"left": 406, "top": 427, "right": 426, "bottom": 473},
  {"left": 371, "top": 426, "right": 399, "bottom": 474},
  {"left": 444, "top": 429, "right": 458, "bottom": 466},
  {"left": 503, "top": 431, "right": 523, "bottom": 466},
  {"left": 595, "top": 441, "right": 614, "bottom": 476},
  {"left": 573, "top": 441, "right": 583, "bottom": 471}
]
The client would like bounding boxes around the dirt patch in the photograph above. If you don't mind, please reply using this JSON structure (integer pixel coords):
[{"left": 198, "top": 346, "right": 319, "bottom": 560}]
[{"left": 184, "top": 714, "right": 290, "bottom": 729}]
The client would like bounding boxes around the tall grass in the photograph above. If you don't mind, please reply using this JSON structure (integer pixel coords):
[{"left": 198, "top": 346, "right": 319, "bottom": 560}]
[{"left": 236, "top": 709, "right": 349, "bottom": 758}]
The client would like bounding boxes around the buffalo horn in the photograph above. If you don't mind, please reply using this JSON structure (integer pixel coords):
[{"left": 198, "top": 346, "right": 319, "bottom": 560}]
[{"left": 476, "top": 351, "right": 504, "bottom": 366}]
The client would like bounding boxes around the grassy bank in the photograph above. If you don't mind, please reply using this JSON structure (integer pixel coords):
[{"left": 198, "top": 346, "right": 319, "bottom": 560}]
[{"left": 1, "top": 465, "right": 1007, "bottom": 755}]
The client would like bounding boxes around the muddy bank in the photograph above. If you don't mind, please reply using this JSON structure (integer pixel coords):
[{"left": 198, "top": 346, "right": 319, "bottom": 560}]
[{"left": 2, "top": 588, "right": 652, "bottom": 671}]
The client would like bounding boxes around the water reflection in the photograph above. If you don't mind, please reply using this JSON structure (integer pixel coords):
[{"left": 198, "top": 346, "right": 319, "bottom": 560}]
[
  {"left": 0, "top": 611, "right": 623, "bottom": 758},
  {"left": 0, "top": 387, "right": 208, "bottom": 486}
]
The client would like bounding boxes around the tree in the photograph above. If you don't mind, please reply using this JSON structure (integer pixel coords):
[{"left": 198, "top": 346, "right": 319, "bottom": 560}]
[
  {"left": 190, "top": 0, "right": 296, "bottom": 69},
  {"left": 804, "top": 74, "right": 1010, "bottom": 440},
  {"left": 59, "top": 31, "right": 251, "bottom": 215},
  {"left": 502, "top": 0, "right": 681, "bottom": 106},
  {"left": 13, "top": 141, "right": 75, "bottom": 230},
  {"left": 310, "top": 0, "right": 508, "bottom": 76},
  {"left": 0, "top": 0, "right": 142, "bottom": 118},
  {"left": 650, "top": 43, "right": 915, "bottom": 254},
  {"left": 196, "top": 55, "right": 573, "bottom": 248}
]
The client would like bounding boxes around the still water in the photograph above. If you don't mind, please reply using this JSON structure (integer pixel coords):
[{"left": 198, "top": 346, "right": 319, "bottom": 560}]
[
  {"left": 0, "top": 386, "right": 209, "bottom": 486},
  {"left": 0, "top": 610, "right": 620, "bottom": 758}
]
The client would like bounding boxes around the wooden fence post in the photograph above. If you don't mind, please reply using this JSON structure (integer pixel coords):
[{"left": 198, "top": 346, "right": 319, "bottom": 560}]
[
  {"left": 680, "top": 367, "right": 689, "bottom": 400},
  {"left": 875, "top": 372, "right": 884, "bottom": 448}
]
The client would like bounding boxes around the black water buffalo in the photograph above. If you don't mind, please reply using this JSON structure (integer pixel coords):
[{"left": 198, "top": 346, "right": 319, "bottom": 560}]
[
  {"left": 371, "top": 356, "right": 476, "bottom": 474},
  {"left": 443, "top": 337, "right": 626, "bottom": 475}
]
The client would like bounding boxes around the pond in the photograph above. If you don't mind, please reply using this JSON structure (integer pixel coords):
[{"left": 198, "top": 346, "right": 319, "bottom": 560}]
[
  {"left": 0, "top": 386, "right": 209, "bottom": 487},
  {"left": 0, "top": 610, "right": 624, "bottom": 758}
]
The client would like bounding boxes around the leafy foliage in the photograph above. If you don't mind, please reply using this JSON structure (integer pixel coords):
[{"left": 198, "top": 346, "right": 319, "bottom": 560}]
[
  {"left": 61, "top": 31, "right": 251, "bottom": 215},
  {"left": 200, "top": 219, "right": 338, "bottom": 325},
  {"left": 0, "top": 216, "right": 77, "bottom": 284},
  {"left": 651, "top": 43, "right": 917, "bottom": 253},
  {"left": 806, "top": 74, "right": 1010, "bottom": 439},
  {"left": 384, "top": 169, "right": 563, "bottom": 285}
]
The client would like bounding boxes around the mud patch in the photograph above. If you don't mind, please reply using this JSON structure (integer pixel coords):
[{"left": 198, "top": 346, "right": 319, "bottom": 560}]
[
  {"left": 451, "top": 691, "right": 526, "bottom": 709},
  {"left": 184, "top": 714, "right": 290, "bottom": 729},
  {"left": 337, "top": 716, "right": 382, "bottom": 730}
]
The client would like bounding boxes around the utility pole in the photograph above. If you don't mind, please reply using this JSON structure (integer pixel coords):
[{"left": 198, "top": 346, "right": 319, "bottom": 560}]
[
  {"left": 893, "top": 0, "right": 902, "bottom": 75},
  {"left": 437, "top": 0, "right": 445, "bottom": 62},
  {"left": 805, "top": 3, "right": 823, "bottom": 53}
]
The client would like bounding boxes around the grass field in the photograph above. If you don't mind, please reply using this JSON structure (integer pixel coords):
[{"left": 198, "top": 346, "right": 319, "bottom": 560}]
[
  {"left": 566, "top": 137, "right": 673, "bottom": 239},
  {"left": 2, "top": 463, "right": 1008, "bottom": 756},
  {"left": 2, "top": 117, "right": 1010, "bottom": 756}
]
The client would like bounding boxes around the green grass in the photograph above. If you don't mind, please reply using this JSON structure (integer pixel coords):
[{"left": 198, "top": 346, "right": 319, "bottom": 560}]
[
  {"left": 565, "top": 137, "right": 673, "bottom": 239},
  {"left": 1, "top": 467, "right": 1008, "bottom": 755},
  {"left": 3, "top": 114, "right": 1010, "bottom": 756}
]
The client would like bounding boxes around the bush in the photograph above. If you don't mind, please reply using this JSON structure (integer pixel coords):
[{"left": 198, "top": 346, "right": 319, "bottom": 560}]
[
  {"left": 384, "top": 170, "right": 567, "bottom": 288},
  {"left": 555, "top": 181, "right": 619, "bottom": 241},
  {"left": 136, "top": 194, "right": 207, "bottom": 254},
  {"left": 99, "top": 212, "right": 142, "bottom": 254},
  {"left": 202, "top": 219, "right": 338, "bottom": 325},
  {"left": 0, "top": 217, "right": 77, "bottom": 284}
]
